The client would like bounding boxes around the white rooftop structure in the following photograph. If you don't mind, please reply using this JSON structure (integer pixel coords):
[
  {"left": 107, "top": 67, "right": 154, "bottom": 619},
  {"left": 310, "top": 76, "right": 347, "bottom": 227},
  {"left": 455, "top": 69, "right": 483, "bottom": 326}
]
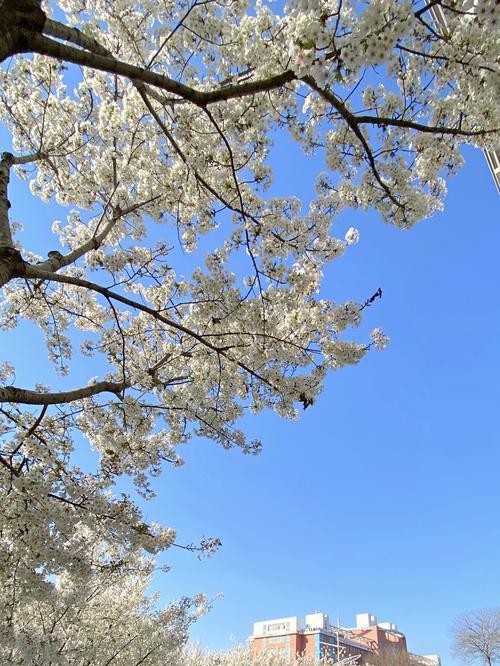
[
  {"left": 356, "top": 613, "right": 378, "bottom": 628},
  {"left": 253, "top": 616, "right": 304, "bottom": 637}
]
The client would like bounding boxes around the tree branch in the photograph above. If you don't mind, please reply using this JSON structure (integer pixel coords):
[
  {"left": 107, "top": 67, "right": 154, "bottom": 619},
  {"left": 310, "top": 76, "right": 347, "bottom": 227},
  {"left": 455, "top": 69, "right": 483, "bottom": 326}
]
[
  {"left": 354, "top": 114, "right": 498, "bottom": 137},
  {"left": 43, "top": 17, "right": 110, "bottom": 57},
  {"left": 304, "top": 77, "right": 406, "bottom": 212},
  {"left": 22, "top": 265, "right": 277, "bottom": 391},
  {"left": 415, "top": 1, "right": 442, "bottom": 19},
  {"left": 29, "top": 32, "right": 296, "bottom": 108},
  {"left": 43, "top": 17, "right": 185, "bottom": 108},
  {"left": 0, "top": 381, "right": 126, "bottom": 405},
  {"left": 33, "top": 196, "right": 161, "bottom": 273},
  {"left": 137, "top": 89, "right": 256, "bottom": 224}
]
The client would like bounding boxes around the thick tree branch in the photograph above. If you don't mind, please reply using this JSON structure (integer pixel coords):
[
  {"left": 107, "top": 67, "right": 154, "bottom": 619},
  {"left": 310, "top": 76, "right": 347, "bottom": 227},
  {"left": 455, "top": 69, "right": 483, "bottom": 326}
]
[
  {"left": 0, "top": 381, "right": 126, "bottom": 405},
  {"left": 43, "top": 18, "right": 184, "bottom": 108},
  {"left": 28, "top": 33, "right": 205, "bottom": 103},
  {"left": 28, "top": 32, "right": 296, "bottom": 108},
  {"left": 43, "top": 17, "right": 110, "bottom": 57}
]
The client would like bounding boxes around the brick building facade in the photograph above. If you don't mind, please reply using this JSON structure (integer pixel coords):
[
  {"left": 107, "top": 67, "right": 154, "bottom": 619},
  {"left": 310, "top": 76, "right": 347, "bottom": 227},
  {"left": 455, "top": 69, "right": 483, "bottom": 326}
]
[{"left": 251, "top": 612, "right": 440, "bottom": 665}]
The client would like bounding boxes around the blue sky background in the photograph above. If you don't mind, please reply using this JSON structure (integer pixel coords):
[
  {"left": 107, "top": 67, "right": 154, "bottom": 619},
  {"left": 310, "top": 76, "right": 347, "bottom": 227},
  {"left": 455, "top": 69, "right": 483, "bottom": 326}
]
[
  {"left": 144, "top": 136, "right": 500, "bottom": 664},
  {"left": 145, "top": 140, "right": 500, "bottom": 664},
  {"left": 1, "top": 75, "right": 499, "bottom": 666}
]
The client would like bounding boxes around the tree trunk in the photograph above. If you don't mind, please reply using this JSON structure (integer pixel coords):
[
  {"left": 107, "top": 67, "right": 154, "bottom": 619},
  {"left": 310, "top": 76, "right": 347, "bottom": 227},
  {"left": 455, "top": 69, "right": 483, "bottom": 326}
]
[
  {"left": 0, "top": 247, "right": 25, "bottom": 287},
  {"left": 0, "top": 0, "right": 45, "bottom": 63},
  {"left": 0, "top": 152, "right": 25, "bottom": 287}
]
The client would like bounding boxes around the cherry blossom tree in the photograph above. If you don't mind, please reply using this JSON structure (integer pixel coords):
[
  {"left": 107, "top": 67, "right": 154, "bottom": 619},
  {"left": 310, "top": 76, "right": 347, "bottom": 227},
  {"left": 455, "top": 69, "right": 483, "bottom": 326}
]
[
  {"left": 183, "top": 647, "right": 359, "bottom": 666},
  {"left": 0, "top": 0, "right": 498, "bottom": 658},
  {"left": 1, "top": 554, "right": 208, "bottom": 665}
]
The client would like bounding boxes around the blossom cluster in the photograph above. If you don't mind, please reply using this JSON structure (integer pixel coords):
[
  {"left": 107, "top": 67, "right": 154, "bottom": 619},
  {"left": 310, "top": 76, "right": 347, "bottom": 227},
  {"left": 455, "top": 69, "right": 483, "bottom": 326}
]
[{"left": 0, "top": 0, "right": 498, "bottom": 655}]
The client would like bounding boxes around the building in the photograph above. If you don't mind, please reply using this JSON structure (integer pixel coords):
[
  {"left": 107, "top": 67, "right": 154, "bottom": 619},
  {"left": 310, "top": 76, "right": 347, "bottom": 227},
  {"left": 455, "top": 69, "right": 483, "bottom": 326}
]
[
  {"left": 252, "top": 612, "right": 371, "bottom": 662},
  {"left": 347, "top": 613, "right": 408, "bottom": 653},
  {"left": 251, "top": 611, "right": 441, "bottom": 665}
]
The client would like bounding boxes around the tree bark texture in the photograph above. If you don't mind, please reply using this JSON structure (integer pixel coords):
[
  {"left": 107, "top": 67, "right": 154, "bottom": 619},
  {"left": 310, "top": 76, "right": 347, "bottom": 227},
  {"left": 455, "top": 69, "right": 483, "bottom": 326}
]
[{"left": 0, "top": 0, "right": 46, "bottom": 62}]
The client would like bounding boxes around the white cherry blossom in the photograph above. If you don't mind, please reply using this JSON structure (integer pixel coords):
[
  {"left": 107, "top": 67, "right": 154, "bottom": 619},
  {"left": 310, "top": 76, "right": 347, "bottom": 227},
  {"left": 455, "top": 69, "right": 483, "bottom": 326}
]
[{"left": 0, "top": 0, "right": 497, "bottom": 657}]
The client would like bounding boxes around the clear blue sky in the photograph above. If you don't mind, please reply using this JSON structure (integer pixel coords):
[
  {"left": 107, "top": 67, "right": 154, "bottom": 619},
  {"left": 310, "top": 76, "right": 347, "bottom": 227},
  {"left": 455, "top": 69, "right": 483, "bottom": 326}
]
[
  {"left": 2, "top": 100, "right": 499, "bottom": 666},
  {"left": 145, "top": 140, "right": 500, "bottom": 665}
]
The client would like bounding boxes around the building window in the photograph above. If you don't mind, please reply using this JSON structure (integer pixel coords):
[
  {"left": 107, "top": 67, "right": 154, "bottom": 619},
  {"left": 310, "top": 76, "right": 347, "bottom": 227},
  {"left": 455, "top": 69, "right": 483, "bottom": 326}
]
[{"left": 266, "top": 622, "right": 290, "bottom": 633}]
